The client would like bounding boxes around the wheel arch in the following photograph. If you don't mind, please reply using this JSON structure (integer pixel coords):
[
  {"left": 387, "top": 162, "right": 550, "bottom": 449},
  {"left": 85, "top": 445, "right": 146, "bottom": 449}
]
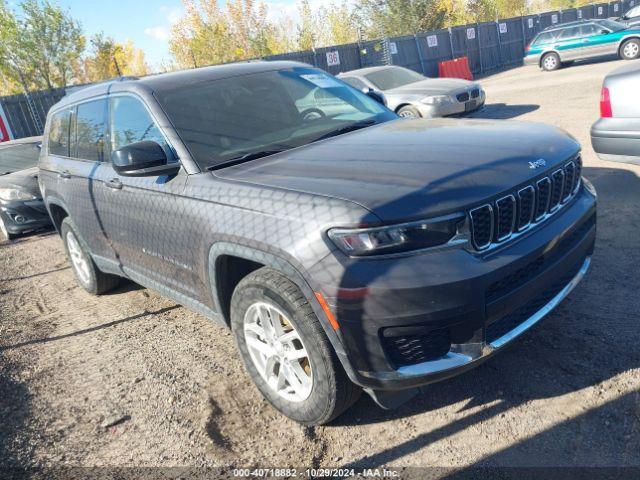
[
  {"left": 207, "top": 242, "right": 356, "bottom": 379},
  {"left": 46, "top": 199, "right": 70, "bottom": 234},
  {"left": 618, "top": 36, "right": 640, "bottom": 57},
  {"left": 539, "top": 50, "right": 560, "bottom": 68},
  {"left": 394, "top": 103, "right": 414, "bottom": 113}
]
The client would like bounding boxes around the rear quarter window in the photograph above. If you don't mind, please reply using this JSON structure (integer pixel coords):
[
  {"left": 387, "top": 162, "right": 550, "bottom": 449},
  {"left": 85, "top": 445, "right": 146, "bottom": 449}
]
[
  {"left": 48, "top": 110, "right": 72, "bottom": 157},
  {"left": 534, "top": 32, "right": 557, "bottom": 45}
]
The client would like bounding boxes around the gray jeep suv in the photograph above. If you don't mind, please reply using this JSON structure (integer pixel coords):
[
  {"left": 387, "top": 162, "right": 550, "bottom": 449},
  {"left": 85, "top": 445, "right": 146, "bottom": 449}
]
[{"left": 39, "top": 61, "right": 597, "bottom": 425}]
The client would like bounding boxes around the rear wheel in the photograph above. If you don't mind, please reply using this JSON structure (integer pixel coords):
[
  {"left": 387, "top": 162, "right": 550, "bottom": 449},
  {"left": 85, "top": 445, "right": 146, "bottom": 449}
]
[
  {"left": 61, "top": 218, "right": 120, "bottom": 295},
  {"left": 541, "top": 52, "right": 561, "bottom": 71},
  {"left": 231, "top": 268, "right": 361, "bottom": 425},
  {"left": 621, "top": 39, "right": 640, "bottom": 60}
]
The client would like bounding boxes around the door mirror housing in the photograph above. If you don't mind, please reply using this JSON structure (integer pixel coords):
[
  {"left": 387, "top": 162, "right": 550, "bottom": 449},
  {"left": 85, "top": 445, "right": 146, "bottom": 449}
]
[
  {"left": 111, "top": 141, "right": 180, "bottom": 177},
  {"left": 363, "top": 88, "right": 388, "bottom": 107},
  {"left": 600, "top": 29, "right": 610, "bottom": 35}
]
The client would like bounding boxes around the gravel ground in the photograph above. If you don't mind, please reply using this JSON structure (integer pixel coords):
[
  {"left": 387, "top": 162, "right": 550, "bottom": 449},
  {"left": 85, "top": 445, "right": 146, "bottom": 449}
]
[{"left": 1, "top": 58, "right": 639, "bottom": 473}]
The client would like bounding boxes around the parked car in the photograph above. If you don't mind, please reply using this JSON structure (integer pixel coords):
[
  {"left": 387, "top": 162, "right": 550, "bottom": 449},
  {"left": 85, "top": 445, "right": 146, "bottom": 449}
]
[
  {"left": 39, "top": 61, "right": 596, "bottom": 425},
  {"left": 337, "top": 66, "right": 485, "bottom": 118},
  {"left": 524, "top": 19, "right": 640, "bottom": 71},
  {"left": 591, "top": 62, "right": 640, "bottom": 165},
  {"left": 0, "top": 136, "right": 51, "bottom": 240},
  {"left": 618, "top": 5, "right": 640, "bottom": 28}
]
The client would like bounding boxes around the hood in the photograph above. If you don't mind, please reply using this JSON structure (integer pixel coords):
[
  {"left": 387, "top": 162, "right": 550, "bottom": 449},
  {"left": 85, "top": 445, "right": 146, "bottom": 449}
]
[
  {"left": 388, "top": 78, "right": 477, "bottom": 96},
  {"left": 215, "top": 118, "right": 580, "bottom": 223},
  {"left": 0, "top": 167, "right": 42, "bottom": 198}
]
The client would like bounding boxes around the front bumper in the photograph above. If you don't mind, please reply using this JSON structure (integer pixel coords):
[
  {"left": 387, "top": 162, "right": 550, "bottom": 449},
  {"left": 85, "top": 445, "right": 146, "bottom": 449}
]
[
  {"left": 591, "top": 118, "right": 640, "bottom": 165},
  {"left": 0, "top": 199, "right": 52, "bottom": 235},
  {"left": 417, "top": 91, "right": 486, "bottom": 118},
  {"left": 310, "top": 185, "right": 596, "bottom": 391}
]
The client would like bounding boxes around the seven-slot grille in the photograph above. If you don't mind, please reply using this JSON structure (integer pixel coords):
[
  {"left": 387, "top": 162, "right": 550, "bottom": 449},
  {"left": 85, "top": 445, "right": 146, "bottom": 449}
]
[{"left": 469, "top": 157, "right": 582, "bottom": 251}]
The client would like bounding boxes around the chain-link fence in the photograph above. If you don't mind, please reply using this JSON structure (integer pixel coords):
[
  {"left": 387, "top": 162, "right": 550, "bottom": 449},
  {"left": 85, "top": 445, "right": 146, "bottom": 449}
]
[{"left": 0, "top": 0, "right": 637, "bottom": 141}]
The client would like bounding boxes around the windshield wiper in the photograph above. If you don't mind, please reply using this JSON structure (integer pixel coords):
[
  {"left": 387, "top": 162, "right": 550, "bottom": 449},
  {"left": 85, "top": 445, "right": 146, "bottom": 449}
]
[
  {"left": 313, "top": 119, "right": 377, "bottom": 142},
  {"left": 207, "top": 149, "right": 286, "bottom": 171}
]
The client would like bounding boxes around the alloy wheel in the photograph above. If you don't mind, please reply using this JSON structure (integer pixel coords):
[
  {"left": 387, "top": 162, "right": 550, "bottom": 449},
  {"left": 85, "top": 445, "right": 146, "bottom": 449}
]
[
  {"left": 66, "top": 231, "right": 91, "bottom": 285},
  {"left": 544, "top": 56, "right": 558, "bottom": 70},
  {"left": 243, "top": 302, "right": 313, "bottom": 402},
  {"left": 0, "top": 217, "right": 8, "bottom": 240},
  {"left": 624, "top": 42, "right": 639, "bottom": 59}
]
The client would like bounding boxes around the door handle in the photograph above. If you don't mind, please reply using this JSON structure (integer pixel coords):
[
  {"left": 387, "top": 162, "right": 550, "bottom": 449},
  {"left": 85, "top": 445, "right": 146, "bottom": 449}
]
[
  {"left": 58, "top": 170, "right": 71, "bottom": 179},
  {"left": 105, "top": 178, "right": 123, "bottom": 190}
]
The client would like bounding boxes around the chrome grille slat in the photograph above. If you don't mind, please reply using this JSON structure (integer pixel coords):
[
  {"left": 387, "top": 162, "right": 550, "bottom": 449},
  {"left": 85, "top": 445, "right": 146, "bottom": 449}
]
[{"left": 469, "top": 156, "right": 582, "bottom": 253}]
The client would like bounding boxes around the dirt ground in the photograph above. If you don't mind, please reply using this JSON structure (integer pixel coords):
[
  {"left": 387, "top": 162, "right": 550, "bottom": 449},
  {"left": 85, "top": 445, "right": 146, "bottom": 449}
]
[{"left": 1, "top": 58, "right": 639, "bottom": 473}]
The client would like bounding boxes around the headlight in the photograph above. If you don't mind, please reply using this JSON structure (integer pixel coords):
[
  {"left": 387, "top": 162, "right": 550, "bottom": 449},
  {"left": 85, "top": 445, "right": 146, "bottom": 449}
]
[
  {"left": 0, "top": 187, "right": 36, "bottom": 202},
  {"left": 421, "top": 95, "right": 451, "bottom": 106},
  {"left": 328, "top": 215, "right": 466, "bottom": 256}
]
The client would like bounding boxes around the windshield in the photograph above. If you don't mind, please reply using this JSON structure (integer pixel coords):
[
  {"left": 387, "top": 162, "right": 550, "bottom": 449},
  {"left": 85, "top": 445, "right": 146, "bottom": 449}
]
[
  {"left": 364, "top": 67, "right": 425, "bottom": 91},
  {"left": 0, "top": 142, "right": 41, "bottom": 174},
  {"left": 156, "top": 67, "right": 396, "bottom": 170},
  {"left": 599, "top": 19, "right": 627, "bottom": 31}
]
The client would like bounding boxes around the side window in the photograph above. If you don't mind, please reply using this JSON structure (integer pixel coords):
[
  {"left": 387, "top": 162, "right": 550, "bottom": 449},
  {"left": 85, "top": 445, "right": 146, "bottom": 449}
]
[
  {"left": 74, "top": 99, "right": 107, "bottom": 161},
  {"left": 558, "top": 27, "right": 580, "bottom": 40},
  {"left": 109, "top": 96, "right": 168, "bottom": 155},
  {"left": 580, "top": 24, "right": 599, "bottom": 36},
  {"left": 534, "top": 32, "right": 556, "bottom": 45},
  {"left": 342, "top": 77, "right": 368, "bottom": 91},
  {"left": 48, "top": 110, "right": 71, "bottom": 156}
]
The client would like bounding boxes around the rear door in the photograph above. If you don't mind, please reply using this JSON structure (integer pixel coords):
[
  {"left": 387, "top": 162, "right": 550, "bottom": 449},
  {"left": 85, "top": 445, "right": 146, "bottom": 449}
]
[
  {"left": 45, "top": 101, "right": 119, "bottom": 263},
  {"left": 555, "top": 26, "right": 583, "bottom": 61}
]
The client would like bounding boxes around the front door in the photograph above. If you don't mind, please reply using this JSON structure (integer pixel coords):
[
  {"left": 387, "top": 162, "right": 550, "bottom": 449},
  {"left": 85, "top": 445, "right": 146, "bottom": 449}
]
[{"left": 94, "top": 94, "right": 198, "bottom": 298}]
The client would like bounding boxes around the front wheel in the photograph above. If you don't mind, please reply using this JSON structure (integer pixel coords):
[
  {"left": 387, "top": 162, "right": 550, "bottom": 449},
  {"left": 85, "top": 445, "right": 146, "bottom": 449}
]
[
  {"left": 621, "top": 39, "right": 640, "bottom": 60},
  {"left": 231, "top": 268, "right": 361, "bottom": 425},
  {"left": 541, "top": 52, "right": 561, "bottom": 71},
  {"left": 397, "top": 105, "right": 422, "bottom": 118}
]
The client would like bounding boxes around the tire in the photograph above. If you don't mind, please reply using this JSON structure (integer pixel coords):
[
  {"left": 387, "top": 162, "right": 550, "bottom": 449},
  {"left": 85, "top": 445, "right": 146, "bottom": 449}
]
[
  {"left": 541, "top": 52, "right": 561, "bottom": 72},
  {"left": 0, "top": 216, "right": 16, "bottom": 241},
  {"left": 231, "top": 267, "right": 361, "bottom": 425},
  {"left": 60, "top": 217, "right": 120, "bottom": 295},
  {"left": 397, "top": 105, "right": 422, "bottom": 118},
  {"left": 620, "top": 39, "right": 640, "bottom": 60}
]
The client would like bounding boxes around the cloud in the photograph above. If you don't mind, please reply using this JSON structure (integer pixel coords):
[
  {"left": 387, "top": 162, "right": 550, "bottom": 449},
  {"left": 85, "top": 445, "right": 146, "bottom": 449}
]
[
  {"left": 144, "top": 26, "right": 169, "bottom": 40},
  {"left": 160, "top": 5, "right": 183, "bottom": 25}
]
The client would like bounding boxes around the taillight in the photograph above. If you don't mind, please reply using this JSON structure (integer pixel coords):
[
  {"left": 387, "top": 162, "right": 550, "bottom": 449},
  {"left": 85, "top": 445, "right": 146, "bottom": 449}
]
[
  {"left": 525, "top": 43, "right": 531, "bottom": 53},
  {"left": 600, "top": 87, "right": 613, "bottom": 118}
]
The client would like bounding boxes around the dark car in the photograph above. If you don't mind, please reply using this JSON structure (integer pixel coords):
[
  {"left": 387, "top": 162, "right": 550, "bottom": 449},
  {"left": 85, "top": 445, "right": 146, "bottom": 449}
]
[
  {"left": 524, "top": 19, "right": 640, "bottom": 71},
  {"left": 591, "top": 62, "right": 640, "bottom": 165},
  {"left": 38, "top": 61, "right": 597, "bottom": 425},
  {"left": 0, "top": 136, "right": 51, "bottom": 240},
  {"left": 619, "top": 5, "right": 640, "bottom": 28}
]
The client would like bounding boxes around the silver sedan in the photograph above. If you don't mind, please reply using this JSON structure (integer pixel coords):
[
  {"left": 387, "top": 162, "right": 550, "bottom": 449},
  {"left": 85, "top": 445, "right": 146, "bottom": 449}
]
[{"left": 337, "top": 65, "right": 485, "bottom": 118}]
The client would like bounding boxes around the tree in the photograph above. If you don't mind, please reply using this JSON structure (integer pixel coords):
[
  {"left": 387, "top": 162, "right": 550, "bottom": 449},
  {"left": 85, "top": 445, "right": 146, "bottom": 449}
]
[
  {"left": 81, "top": 34, "right": 149, "bottom": 82},
  {"left": 169, "top": 0, "right": 287, "bottom": 68},
  {"left": 326, "top": 1, "right": 360, "bottom": 45},
  {"left": 356, "top": 0, "right": 445, "bottom": 38},
  {"left": 0, "top": 0, "right": 84, "bottom": 92}
]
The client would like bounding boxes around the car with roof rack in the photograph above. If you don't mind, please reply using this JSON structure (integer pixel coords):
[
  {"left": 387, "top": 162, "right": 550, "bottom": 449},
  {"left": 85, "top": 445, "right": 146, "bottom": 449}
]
[
  {"left": 38, "top": 60, "right": 596, "bottom": 425},
  {"left": 525, "top": 19, "right": 640, "bottom": 71}
]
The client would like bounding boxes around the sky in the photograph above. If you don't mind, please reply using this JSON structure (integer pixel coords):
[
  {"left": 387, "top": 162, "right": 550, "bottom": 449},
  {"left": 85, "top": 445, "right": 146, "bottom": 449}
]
[{"left": 7, "top": 0, "right": 306, "bottom": 70}]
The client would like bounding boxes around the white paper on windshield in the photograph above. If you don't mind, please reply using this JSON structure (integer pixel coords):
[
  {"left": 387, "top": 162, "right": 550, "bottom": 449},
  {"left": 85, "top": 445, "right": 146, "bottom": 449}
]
[{"left": 301, "top": 74, "right": 342, "bottom": 89}]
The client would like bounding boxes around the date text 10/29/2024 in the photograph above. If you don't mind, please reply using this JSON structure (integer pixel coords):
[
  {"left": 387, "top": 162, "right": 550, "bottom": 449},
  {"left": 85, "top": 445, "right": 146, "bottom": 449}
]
[{"left": 233, "top": 468, "right": 401, "bottom": 478}]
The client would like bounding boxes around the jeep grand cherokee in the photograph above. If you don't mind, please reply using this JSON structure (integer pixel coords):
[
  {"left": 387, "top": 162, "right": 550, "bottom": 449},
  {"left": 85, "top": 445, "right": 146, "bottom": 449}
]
[{"left": 38, "top": 61, "right": 596, "bottom": 425}]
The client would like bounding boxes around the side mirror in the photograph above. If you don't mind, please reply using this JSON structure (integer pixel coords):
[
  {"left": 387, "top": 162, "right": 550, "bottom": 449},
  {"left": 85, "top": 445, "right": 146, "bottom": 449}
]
[
  {"left": 363, "top": 88, "right": 388, "bottom": 107},
  {"left": 600, "top": 29, "right": 610, "bottom": 35},
  {"left": 111, "top": 141, "right": 180, "bottom": 177}
]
